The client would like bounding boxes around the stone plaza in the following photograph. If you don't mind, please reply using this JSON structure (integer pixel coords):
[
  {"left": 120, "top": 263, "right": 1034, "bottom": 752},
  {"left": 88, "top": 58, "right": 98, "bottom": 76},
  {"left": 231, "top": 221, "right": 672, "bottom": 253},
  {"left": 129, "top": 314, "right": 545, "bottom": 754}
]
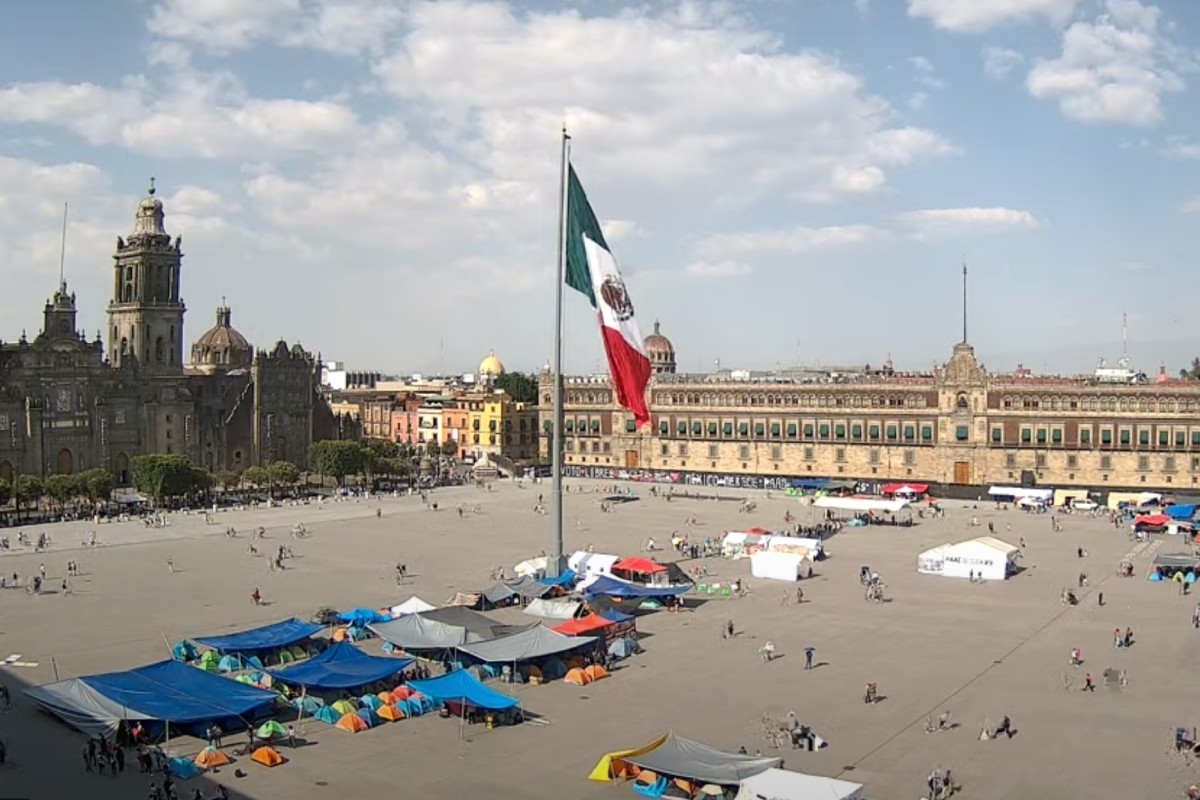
[{"left": 0, "top": 479, "right": 1196, "bottom": 799}]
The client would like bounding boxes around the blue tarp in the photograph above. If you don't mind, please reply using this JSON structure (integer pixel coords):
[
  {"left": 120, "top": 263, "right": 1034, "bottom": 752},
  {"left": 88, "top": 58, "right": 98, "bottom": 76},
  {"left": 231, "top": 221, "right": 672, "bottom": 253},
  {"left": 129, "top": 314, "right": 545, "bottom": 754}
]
[
  {"left": 407, "top": 669, "right": 518, "bottom": 710},
  {"left": 583, "top": 575, "right": 692, "bottom": 599},
  {"left": 598, "top": 609, "right": 636, "bottom": 624},
  {"left": 1168, "top": 504, "right": 1196, "bottom": 520},
  {"left": 192, "top": 618, "right": 323, "bottom": 653},
  {"left": 538, "top": 570, "right": 577, "bottom": 587},
  {"left": 790, "top": 478, "right": 831, "bottom": 489},
  {"left": 338, "top": 608, "right": 390, "bottom": 626},
  {"left": 266, "top": 642, "right": 412, "bottom": 690}
]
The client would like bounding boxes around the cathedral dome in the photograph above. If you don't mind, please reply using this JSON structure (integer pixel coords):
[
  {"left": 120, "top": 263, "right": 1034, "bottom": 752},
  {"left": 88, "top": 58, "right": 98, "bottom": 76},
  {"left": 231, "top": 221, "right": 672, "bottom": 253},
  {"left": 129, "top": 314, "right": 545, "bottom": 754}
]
[
  {"left": 479, "top": 350, "right": 506, "bottom": 376},
  {"left": 644, "top": 321, "right": 676, "bottom": 375},
  {"left": 191, "top": 304, "right": 252, "bottom": 370}
]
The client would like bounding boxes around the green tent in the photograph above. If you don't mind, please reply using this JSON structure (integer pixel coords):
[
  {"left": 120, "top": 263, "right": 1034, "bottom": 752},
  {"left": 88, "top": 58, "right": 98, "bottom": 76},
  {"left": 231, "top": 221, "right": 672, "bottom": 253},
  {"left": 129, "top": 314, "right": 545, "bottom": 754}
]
[
  {"left": 235, "top": 674, "right": 255, "bottom": 684},
  {"left": 199, "top": 649, "right": 220, "bottom": 666},
  {"left": 256, "top": 720, "right": 288, "bottom": 740}
]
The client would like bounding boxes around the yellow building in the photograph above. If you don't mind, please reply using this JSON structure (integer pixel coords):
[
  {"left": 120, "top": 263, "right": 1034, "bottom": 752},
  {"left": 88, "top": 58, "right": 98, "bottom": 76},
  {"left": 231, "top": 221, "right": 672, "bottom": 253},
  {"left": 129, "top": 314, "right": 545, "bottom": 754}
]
[{"left": 463, "top": 350, "right": 540, "bottom": 462}]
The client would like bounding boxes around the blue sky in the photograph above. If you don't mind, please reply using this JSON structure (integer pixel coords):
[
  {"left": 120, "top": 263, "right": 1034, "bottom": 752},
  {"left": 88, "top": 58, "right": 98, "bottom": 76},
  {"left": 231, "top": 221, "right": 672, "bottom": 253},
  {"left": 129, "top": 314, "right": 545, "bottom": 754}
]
[{"left": 1, "top": 0, "right": 1198, "bottom": 377}]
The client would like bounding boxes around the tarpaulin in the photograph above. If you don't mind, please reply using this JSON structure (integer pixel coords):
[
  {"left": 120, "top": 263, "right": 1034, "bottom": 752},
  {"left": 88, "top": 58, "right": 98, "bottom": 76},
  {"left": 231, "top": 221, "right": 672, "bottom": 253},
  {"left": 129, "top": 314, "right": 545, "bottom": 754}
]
[{"left": 192, "top": 618, "right": 322, "bottom": 653}]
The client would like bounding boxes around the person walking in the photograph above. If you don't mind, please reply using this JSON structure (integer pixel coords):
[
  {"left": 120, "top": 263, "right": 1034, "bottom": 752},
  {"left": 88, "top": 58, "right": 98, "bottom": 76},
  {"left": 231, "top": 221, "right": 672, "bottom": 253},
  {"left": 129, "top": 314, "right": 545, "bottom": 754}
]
[
  {"left": 166, "top": 557, "right": 174, "bottom": 575},
  {"left": 759, "top": 641, "right": 776, "bottom": 663},
  {"left": 804, "top": 646, "right": 815, "bottom": 670},
  {"left": 1083, "top": 673, "right": 1095, "bottom": 692}
]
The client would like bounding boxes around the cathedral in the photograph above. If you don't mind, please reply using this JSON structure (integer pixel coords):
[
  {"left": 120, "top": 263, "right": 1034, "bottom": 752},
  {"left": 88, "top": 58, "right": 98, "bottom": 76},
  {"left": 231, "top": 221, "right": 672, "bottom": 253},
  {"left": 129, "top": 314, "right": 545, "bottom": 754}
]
[{"left": 0, "top": 182, "right": 356, "bottom": 488}]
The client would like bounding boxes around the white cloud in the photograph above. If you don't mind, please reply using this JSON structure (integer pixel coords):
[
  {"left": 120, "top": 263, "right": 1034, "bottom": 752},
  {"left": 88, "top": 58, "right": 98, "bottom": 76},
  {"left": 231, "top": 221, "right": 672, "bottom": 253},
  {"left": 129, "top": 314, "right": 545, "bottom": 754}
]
[
  {"left": 1182, "top": 197, "right": 1200, "bottom": 213},
  {"left": 1026, "top": 0, "right": 1186, "bottom": 127},
  {"left": 1163, "top": 137, "right": 1200, "bottom": 159},
  {"left": 685, "top": 260, "right": 752, "bottom": 278},
  {"left": 908, "top": 91, "right": 929, "bottom": 110},
  {"left": 148, "top": 0, "right": 301, "bottom": 51},
  {"left": 910, "top": 56, "right": 946, "bottom": 88},
  {"left": 601, "top": 220, "right": 640, "bottom": 242},
  {"left": 983, "top": 46, "right": 1025, "bottom": 78},
  {"left": 698, "top": 225, "right": 879, "bottom": 258},
  {"left": 893, "top": 207, "right": 1041, "bottom": 238},
  {"left": 282, "top": 0, "right": 408, "bottom": 56},
  {"left": 908, "top": 0, "right": 1079, "bottom": 33}
]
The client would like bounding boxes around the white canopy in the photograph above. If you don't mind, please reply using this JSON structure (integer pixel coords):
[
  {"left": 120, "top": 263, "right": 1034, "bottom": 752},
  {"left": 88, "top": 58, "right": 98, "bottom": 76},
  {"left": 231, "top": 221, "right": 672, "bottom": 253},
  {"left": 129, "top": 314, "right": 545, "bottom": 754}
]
[
  {"left": 988, "top": 486, "right": 1053, "bottom": 501},
  {"left": 917, "top": 543, "right": 952, "bottom": 574},
  {"left": 938, "top": 536, "right": 1020, "bottom": 580},
  {"left": 735, "top": 768, "right": 863, "bottom": 800},
  {"left": 768, "top": 537, "right": 823, "bottom": 557},
  {"left": 813, "top": 496, "right": 908, "bottom": 513},
  {"left": 750, "top": 551, "right": 811, "bottom": 582},
  {"left": 390, "top": 596, "right": 435, "bottom": 616},
  {"left": 567, "top": 551, "right": 620, "bottom": 577},
  {"left": 513, "top": 557, "right": 548, "bottom": 577},
  {"left": 522, "top": 598, "right": 583, "bottom": 620}
]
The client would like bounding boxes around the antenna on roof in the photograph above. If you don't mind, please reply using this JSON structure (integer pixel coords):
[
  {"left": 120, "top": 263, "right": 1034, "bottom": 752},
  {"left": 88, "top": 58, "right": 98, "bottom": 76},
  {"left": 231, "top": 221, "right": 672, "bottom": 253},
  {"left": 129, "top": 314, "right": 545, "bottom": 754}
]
[
  {"left": 961, "top": 262, "right": 968, "bottom": 344},
  {"left": 58, "top": 202, "right": 68, "bottom": 289},
  {"left": 1120, "top": 312, "right": 1130, "bottom": 369}
]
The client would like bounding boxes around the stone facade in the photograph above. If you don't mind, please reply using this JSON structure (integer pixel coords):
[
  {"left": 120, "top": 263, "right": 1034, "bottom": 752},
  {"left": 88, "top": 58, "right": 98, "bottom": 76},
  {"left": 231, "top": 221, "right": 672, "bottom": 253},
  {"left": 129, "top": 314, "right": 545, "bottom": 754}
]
[
  {"left": 0, "top": 183, "right": 356, "bottom": 486},
  {"left": 538, "top": 336, "right": 1200, "bottom": 492}
]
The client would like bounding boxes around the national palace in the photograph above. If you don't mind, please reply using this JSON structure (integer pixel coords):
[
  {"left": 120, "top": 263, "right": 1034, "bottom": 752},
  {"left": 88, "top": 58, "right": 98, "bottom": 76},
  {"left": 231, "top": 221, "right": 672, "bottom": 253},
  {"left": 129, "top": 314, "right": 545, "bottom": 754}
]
[{"left": 538, "top": 324, "right": 1200, "bottom": 492}]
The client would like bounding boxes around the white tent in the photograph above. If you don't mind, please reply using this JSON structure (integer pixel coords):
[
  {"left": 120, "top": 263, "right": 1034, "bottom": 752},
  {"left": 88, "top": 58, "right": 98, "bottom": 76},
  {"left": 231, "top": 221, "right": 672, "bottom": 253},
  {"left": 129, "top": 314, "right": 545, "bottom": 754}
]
[
  {"left": 938, "top": 536, "right": 1020, "bottom": 581},
  {"left": 768, "top": 537, "right": 824, "bottom": 559},
  {"left": 735, "top": 768, "right": 863, "bottom": 800},
  {"left": 721, "top": 531, "right": 774, "bottom": 559},
  {"left": 988, "top": 486, "right": 1053, "bottom": 501},
  {"left": 750, "top": 551, "right": 811, "bottom": 582},
  {"left": 390, "top": 596, "right": 436, "bottom": 616},
  {"left": 567, "top": 551, "right": 620, "bottom": 578},
  {"left": 513, "top": 557, "right": 548, "bottom": 577},
  {"left": 917, "top": 544, "right": 952, "bottom": 575},
  {"left": 522, "top": 598, "right": 582, "bottom": 620},
  {"left": 813, "top": 496, "right": 908, "bottom": 513}
]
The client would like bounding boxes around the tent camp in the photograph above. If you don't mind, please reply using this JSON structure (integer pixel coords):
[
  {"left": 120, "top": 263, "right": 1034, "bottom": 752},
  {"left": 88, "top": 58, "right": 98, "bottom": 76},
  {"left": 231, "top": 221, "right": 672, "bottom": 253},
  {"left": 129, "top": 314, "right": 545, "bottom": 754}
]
[
  {"left": 881, "top": 483, "right": 929, "bottom": 498},
  {"left": 922, "top": 537, "right": 1020, "bottom": 581},
  {"left": 1167, "top": 505, "right": 1197, "bottom": 521},
  {"left": 25, "top": 660, "right": 277, "bottom": 737},
  {"left": 192, "top": 618, "right": 322, "bottom": 654},
  {"left": 553, "top": 614, "right": 616, "bottom": 637},
  {"left": 813, "top": 496, "right": 908, "bottom": 513},
  {"left": 988, "top": 486, "right": 1053, "bottom": 502},
  {"left": 390, "top": 597, "right": 435, "bottom": 616},
  {"left": 734, "top": 768, "right": 863, "bottom": 800},
  {"left": 456, "top": 625, "right": 593, "bottom": 664},
  {"left": 370, "top": 608, "right": 530, "bottom": 650},
  {"left": 407, "top": 669, "right": 518, "bottom": 710},
  {"left": 594, "top": 732, "right": 780, "bottom": 784},
  {"left": 749, "top": 551, "right": 811, "bottom": 582},
  {"left": 481, "top": 583, "right": 522, "bottom": 608},
  {"left": 267, "top": 642, "right": 412, "bottom": 690},
  {"left": 568, "top": 551, "right": 621, "bottom": 578},
  {"left": 582, "top": 574, "right": 692, "bottom": 599},
  {"left": 720, "top": 530, "right": 774, "bottom": 559},
  {"left": 523, "top": 598, "right": 583, "bottom": 620},
  {"left": 421, "top": 606, "right": 528, "bottom": 639}
]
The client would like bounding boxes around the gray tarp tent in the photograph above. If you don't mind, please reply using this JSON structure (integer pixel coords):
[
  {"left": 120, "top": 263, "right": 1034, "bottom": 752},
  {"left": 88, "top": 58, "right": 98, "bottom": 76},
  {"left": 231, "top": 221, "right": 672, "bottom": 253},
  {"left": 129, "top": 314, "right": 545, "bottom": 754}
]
[
  {"left": 482, "top": 583, "right": 522, "bottom": 606},
  {"left": 505, "top": 575, "right": 554, "bottom": 601},
  {"left": 369, "top": 615, "right": 484, "bottom": 650},
  {"left": 419, "top": 607, "right": 527, "bottom": 640},
  {"left": 523, "top": 598, "right": 583, "bottom": 620},
  {"left": 25, "top": 680, "right": 153, "bottom": 737},
  {"left": 625, "top": 732, "right": 781, "bottom": 784},
  {"left": 734, "top": 768, "right": 863, "bottom": 800},
  {"left": 456, "top": 624, "right": 593, "bottom": 663}
]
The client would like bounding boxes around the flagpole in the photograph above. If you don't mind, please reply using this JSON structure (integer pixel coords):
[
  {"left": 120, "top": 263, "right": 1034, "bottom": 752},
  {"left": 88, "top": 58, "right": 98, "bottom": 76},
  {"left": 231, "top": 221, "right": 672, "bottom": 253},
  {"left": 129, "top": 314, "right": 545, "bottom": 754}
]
[{"left": 549, "top": 125, "right": 571, "bottom": 578}]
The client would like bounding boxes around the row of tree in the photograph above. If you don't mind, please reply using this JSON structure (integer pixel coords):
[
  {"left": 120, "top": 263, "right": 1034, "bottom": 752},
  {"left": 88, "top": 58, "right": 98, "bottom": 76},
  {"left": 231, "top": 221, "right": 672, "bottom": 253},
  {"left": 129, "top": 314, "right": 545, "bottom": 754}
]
[{"left": 0, "top": 468, "right": 116, "bottom": 513}]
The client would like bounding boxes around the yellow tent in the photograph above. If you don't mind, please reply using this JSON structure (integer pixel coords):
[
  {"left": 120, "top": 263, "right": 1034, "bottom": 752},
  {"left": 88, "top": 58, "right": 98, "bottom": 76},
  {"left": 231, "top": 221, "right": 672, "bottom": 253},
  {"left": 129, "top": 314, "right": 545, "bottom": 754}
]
[{"left": 588, "top": 733, "right": 670, "bottom": 782}]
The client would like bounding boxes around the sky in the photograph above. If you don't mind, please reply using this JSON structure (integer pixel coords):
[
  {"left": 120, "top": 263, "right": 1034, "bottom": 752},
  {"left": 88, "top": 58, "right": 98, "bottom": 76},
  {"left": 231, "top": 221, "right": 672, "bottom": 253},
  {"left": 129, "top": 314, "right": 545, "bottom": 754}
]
[{"left": 1, "top": 0, "right": 1198, "bottom": 378}]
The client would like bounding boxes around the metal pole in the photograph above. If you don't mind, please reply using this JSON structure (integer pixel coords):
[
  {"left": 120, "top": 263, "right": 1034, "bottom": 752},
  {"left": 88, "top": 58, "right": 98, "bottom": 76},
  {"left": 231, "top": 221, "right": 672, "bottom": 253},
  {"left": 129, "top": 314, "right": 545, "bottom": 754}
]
[
  {"left": 549, "top": 126, "right": 571, "bottom": 578},
  {"left": 962, "top": 263, "right": 968, "bottom": 344}
]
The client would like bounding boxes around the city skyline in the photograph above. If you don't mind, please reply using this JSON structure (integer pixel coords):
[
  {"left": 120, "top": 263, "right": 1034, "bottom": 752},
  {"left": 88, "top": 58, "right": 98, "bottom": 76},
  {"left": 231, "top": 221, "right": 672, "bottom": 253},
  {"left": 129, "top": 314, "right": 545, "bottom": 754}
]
[{"left": 1, "top": 1, "right": 1199, "bottom": 376}]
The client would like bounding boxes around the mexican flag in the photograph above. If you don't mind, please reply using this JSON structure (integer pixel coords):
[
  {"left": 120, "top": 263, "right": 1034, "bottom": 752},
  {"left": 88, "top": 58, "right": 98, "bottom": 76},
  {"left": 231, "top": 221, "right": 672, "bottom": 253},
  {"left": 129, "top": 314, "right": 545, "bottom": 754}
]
[{"left": 564, "top": 165, "right": 652, "bottom": 426}]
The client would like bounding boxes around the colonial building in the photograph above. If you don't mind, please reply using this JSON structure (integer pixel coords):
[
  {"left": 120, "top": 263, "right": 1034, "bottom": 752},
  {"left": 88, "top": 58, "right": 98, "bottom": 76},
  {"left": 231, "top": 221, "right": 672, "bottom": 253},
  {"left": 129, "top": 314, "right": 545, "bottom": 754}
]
[
  {"left": 0, "top": 182, "right": 356, "bottom": 486},
  {"left": 539, "top": 325, "right": 1200, "bottom": 491}
]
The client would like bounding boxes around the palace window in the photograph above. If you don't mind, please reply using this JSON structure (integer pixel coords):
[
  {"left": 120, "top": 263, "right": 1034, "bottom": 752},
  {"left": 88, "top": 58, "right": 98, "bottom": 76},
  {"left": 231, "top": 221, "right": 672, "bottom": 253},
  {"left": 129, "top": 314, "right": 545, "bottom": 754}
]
[
  {"left": 1036, "top": 429, "right": 1047, "bottom": 444},
  {"left": 692, "top": 421, "right": 702, "bottom": 435},
  {"left": 1165, "top": 456, "right": 1177, "bottom": 472},
  {"left": 1120, "top": 429, "right": 1132, "bottom": 446},
  {"left": 723, "top": 422, "right": 733, "bottom": 436},
  {"left": 804, "top": 447, "right": 814, "bottom": 461},
  {"left": 708, "top": 422, "right": 718, "bottom": 436},
  {"left": 803, "top": 424, "right": 814, "bottom": 438},
  {"left": 677, "top": 421, "right": 687, "bottom": 435},
  {"left": 818, "top": 424, "right": 830, "bottom": 438},
  {"left": 1177, "top": 431, "right": 1186, "bottom": 447},
  {"left": 755, "top": 423, "right": 765, "bottom": 437},
  {"left": 869, "top": 425, "right": 880, "bottom": 440},
  {"left": 836, "top": 448, "right": 846, "bottom": 463},
  {"left": 786, "top": 423, "right": 798, "bottom": 437},
  {"left": 1005, "top": 453, "right": 1017, "bottom": 468},
  {"left": 955, "top": 425, "right": 969, "bottom": 441},
  {"left": 771, "top": 445, "right": 783, "bottom": 461},
  {"left": 903, "top": 450, "right": 915, "bottom": 466},
  {"left": 591, "top": 420, "right": 600, "bottom": 433},
  {"left": 886, "top": 425, "right": 898, "bottom": 440},
  {"left": 1193, "top": 430, "right": 1200, "bottom": 447},
  {"left": 1035, "top": 453, "right": 1046, "bottom": 468},
  {"left": 1138, "top": 430, "right": 1149, "bottom": 446},
  {"left": 1193, "top": 457, "right": 1200, "bottom": 472},
  {"left": 1101, "top": 429, "right": 1112, "bottom": 445},
  {"left": 1080, "top": 428, "right": 1091, "bottom": 445},
  {"left": 835, "top": 424, "right": 846, "bottom": 439},
  {"left": 851, "top": 424, "right": 863, "bottom": 438},
  {"left": 565, "top": 420, "right": 574, "bottom": 433},
  {"left": 923, "top": 426, "right": 935, "bottom": 441},
  {"left": 658, "top": 420, "right": 669, "bottom": 435},
  {"left": 1159, "top": 430, "right": 1170, "bottom": 446},
  {"left": 739, "top": 423, "right": 750, "bottom": 436},
  {"left": 1137, "top": 455, "right": 1149, "bottom": 472},
  {"left": 1052, "top": 429, "right": 1062, "bottom": 443},
  {"left": 869, "top": 449, "right": 880, "bottom": 464},
  {"left": 708, "top": 444, "right": 719, "bottom": 458},
  {"left": 771, "top": 423, "right": 782, "bottom": 437},
  {"left": 991, "top": 427, "right": 1002, "bottom": 443},
  {"left": 1067, "top": 454, "right": 1078, "bottom": 469},
  {"left": 1101, "top": 455, "right": 1112, "bottom": 470},
  {"left": 903, "top": 425, "right": 915, "bottom": 441},
  {"left": 678, "top": 444, "right": 688, "bottom": 457},
  {"left": 659, "top": 443, "right": 668, "bottom": 456},
  {"left": 1021, "top": 428, "right": 1032, "bottom": 443},
  {"left": 739, "top": 445, "right": 750, "bottom": 460}
]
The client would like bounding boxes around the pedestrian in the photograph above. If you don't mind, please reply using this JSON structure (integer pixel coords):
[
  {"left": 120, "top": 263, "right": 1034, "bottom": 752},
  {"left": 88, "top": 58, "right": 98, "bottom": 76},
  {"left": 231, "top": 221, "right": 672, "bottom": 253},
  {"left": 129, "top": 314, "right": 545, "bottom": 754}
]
[
  {"left": 1124, "top": 626, "right": 1133, "bottom": 648},
  {"left": 287, "top": 724, "right": 296, "bottom": 747},
  {"left": 1114, "top": 628, "right": 1122, "bottom": 648},
  {"left": 804, "top": 646, "right": 815, "bottom": 670},
  {"left": 759, "top": 640, "right": 776, "bottom": 663},
  {"left": 1098, "top": 591, "right": 1104, "bottom": 606},
  {"left": 1083, "top": 673, "right": 1095, "bottom": 692},
  {"left": 115, "top": 745, "right": 125, "bottom": 772},
  {"left": 166, "top": 557, "right": 174, "bottom": 574},
  {"left": 82, "top": 744, "right": 93, "bottom": 772},
  {"left": 725, "top": 619, "right": 734, "bottom": 639}
]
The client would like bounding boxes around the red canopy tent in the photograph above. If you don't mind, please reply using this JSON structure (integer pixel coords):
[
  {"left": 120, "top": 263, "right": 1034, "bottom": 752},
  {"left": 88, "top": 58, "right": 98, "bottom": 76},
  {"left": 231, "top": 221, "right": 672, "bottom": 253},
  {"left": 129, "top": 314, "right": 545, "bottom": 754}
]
[
  {"left": 553, "top": 614, "right": 617, "bottom": 637},
  {"left": 881, "top": 483, "right": 929, "bottom": 496},
  {"left": 1134, "top": 514, "right": 1171, "bottom": 527},
  {"left": 612, "top": 557, "right": 667, "bottom": 574}
]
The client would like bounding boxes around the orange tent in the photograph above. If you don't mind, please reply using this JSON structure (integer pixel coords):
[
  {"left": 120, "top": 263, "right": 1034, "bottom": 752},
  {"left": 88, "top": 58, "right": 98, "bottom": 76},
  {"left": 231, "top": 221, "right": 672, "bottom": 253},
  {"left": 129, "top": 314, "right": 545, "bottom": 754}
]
[
  {"left": 194, "top": 747, "right": 231, "bottom": 770},
  {"left": 377, "top": 704, "right": 405, "bottom": 722},
  {"left": 335, "top": 712, "right": 369, "bottom": 733},
  {"left": 392, "top": 685, "right": 414, "bottom": 700},
  {"left": 583, "top": 664, "right": 609, "bottom": 682},
  {"left": 564, "top": 667, "right": 591, "bottom": 685},
  {"left": 250, "top": 747, "right": 285, "bottom": 767},
  {"left": 332, "top": 628, "right": 349, "bottom": 642},
  {"left": 376, "top": 690, "right": 396, "bottom": 705}
]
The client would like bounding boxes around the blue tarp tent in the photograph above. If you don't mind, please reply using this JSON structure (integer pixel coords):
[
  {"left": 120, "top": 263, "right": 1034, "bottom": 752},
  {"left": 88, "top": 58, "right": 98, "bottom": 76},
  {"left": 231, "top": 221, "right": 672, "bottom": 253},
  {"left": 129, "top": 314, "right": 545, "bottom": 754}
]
[
  {"left": 1168, "top": 504, "right": 1196, "bottom": 520},
  {"left": 171, "top": 641, "right": 198, "bottom": 661},
  {"left": 192, "top": 618, "right": 323, "bottom": 653},
  {"left": 168, "top": 756, "right": 203, "bottom": 779},
  {"left": 538, "top": 570, "right": 577, "bottom": 588},
  {"left": 24, "top": 660, "right": 278, "bottom": 737},
  {"left": 790, "top": 478, "right": 831, "bottom": 490},
  {"left": 583, "top": 575, "right": 692, "bottom": 599},
  {"left": 266, "top": 642, "right": 412, "bottom": 690},
  {"left": 599, "top": 609, "right": 636, "bottom": 624},
  {"left": 338, "top": 608, "right": 389, "bottom": 626},
  {"left": 407, "top": 669, "right": 518, "bottom": 710}
]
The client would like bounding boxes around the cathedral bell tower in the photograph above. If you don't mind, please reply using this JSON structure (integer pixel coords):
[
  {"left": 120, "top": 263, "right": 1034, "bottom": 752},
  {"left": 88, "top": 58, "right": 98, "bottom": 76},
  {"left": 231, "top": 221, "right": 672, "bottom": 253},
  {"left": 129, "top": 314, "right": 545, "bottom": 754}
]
[{"left": 107, "top": 179, "right": 186, "bottom": 373}]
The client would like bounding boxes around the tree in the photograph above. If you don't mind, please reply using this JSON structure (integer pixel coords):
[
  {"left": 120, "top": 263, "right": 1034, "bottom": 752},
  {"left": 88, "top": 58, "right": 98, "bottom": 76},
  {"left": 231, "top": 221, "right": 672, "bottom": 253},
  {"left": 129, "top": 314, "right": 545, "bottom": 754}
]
[
  {"left": 364, "top": 439, "right": 399, "bottom": 461},
  {"left": 1181, "top": 357, "right": 1200, "bottom": 380},
  {"left": 309, "top": 440, "right": 365, "bottom": 486},
  {"left": 266, "top": 461, "right": 299, "bottom": 496},
  {"left": 131, "top": 454, "right": 208, "bottom": 503},
  {"left": 79, "top": 468, "right": 115, "bottom": 504},
  {"left": 440, "top": 440, "right": 460, "bottom": 459},
  {"left": 241, "top": 466, "right": 270, "bottom": 491},
  {"left": 0, "top": 477, "right": 11, "bottom": 509},
  {"left": 377, "top": 457, "right": 408, "bottom": 479},
  {"left": 494, "top": 371, "right": 538, "bottom": 403},
  {"left": 215, "top": 469, "right": 240, "bottom": 493},
  {"left": 13, "top": 474, "right": 43, "bottom": 515},
  {"left": 45, "top": 474, "right": 81, "bottom": 511}
]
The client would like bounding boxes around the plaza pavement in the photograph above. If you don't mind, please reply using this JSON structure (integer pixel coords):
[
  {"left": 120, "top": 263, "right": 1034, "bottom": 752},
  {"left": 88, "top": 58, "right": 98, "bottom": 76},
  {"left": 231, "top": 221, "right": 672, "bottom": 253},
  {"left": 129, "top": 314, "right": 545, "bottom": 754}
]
[{"left": 0, "top": 479, "right": 1196, "bottom": 800}]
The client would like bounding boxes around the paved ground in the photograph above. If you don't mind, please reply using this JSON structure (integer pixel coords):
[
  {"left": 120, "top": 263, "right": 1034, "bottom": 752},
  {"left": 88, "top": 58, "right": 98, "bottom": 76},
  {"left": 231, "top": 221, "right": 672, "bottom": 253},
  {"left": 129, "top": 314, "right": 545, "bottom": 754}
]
[{"left": 1, "top": 480, "right": 1197, "bottom": 800}]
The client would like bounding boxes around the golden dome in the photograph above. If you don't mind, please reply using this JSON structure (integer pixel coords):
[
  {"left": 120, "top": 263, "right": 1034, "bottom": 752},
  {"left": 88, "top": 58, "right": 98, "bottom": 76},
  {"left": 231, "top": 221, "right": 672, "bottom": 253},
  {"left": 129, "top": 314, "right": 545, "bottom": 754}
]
[{"left": 479, "top": 350, "right": 506, "bottom": 376}]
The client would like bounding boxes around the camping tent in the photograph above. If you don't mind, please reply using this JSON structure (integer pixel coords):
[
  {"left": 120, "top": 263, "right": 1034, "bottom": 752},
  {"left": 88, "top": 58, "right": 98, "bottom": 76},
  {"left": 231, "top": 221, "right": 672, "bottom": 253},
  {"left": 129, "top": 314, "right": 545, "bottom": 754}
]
[
  {"left": 567, "top": 551, "right": 621, "bottom": 578},
  {"left": 25, "top": 660, "right": 277, "bottom": 737},
  {"left": 523, "top": 598, "right": 583, "bottom": 620},
  {"left": 456, "top": 625, "right": 593, "bottom": 664},
  {"left": 937, "top": 537, "right": 1020, "bottom": 581},
  {"left": 582, "top": 574, "right": 691, "bottom": 599},
  {"left": 734, "top": 768, "right": 863, "bottom": 800},
  {"left": 420, "top": 606, "right": 521, "bottom": 638},
  {"left": 338, "top": 608, "right": 389, "bottom": 626},
  {"left": 390, "top": 596, "right": 435, "bottom": 616},
  {"left": 505, "top": 575, "right": 556, "bottom": 600},
  {"left": 192, "top": 618, "right": 322, "bottom": 654},
  {"left": 267, "top": 642, "right": 412, "bottom": 690},
  {"left": 881, "top": 483, "right": 929, "bottom": 497},
  {"left": 407, "top": 669, "right": 518, "bottom": 710},
  {"left": 616, "top": 732, "right": 781, "bottom": 784},
  {"left": 612, "top": 557, "right": 668, "bottom": 575},
  {"left": 481, "top": 583, "right": 522, "bottom": 607},
  {"left": 749, "top": 551, "right": 811, "bottom": 582},
  {"left": 370, "top": 615, "right": 477, "bottom": 649}
]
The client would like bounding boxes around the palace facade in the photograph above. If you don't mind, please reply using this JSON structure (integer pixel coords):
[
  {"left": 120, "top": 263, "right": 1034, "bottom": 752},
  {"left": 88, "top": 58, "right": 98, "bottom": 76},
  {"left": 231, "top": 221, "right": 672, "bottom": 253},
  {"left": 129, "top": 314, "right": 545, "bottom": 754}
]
[
  {"left": 538, "top": 326, "right": 1200, "bottom": 492},
  {"left": 0, "top": 182, "right": 355, "bottom": 487}
]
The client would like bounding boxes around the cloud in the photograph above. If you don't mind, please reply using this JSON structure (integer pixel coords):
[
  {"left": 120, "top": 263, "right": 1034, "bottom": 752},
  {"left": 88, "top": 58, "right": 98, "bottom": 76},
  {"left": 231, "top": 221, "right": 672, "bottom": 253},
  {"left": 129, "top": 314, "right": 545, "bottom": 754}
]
[
  {"left": 1026, "top": 0, "right": 1187, "bottom": 127},
  {"left": 1182, "top": 197, "right": 1200, "bottom": 214},
  {"left": 893, "top": 207, "right": 1041, "bottom": 238},
  {"left": 908, "top": 0, "right": 1079, "bottom": 33},
  {"left": 685, "top": 260, "right": 752, "bottom": 278},
  {"left": 698, "top": 225, "right": 879, "bottom": 258},
  {"left": 854, "top": 0, "right": 871, "bottom": 19},
  {"left": 910, "top": 56, "right": 946, "bottom": 89},
  {"left": 1163, "top": 137, "right": 1200, "bottom": 159},
  {"left": 601, "top": 220, "right": 640, "bottom": 241},
  {"left": 148, "top": 0, "right": 301, "bottom": 51},
  {"left": 982, "top": 46, "right": 1025, "bottom": 78}
]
